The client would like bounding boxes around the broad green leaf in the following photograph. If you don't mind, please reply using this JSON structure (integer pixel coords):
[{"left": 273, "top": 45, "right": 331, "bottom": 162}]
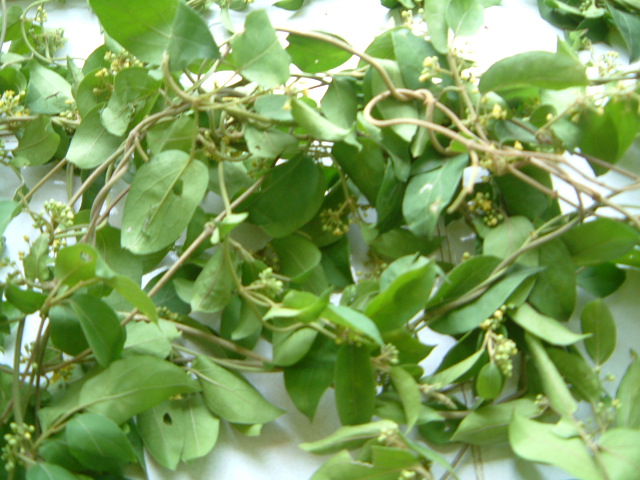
[
  {"left": 335, "top": 344, "right": 376, "bottom": 425},
  {"left": 146, "top": 116, "right": 195, "bottom": 155},
  {"left": 428, "top": 348, "right": 485, "bottom": 386},
  {"left": 428, "top": 255, "right": 501, "bottom": 307},
  {"left": 581, "top": 299, "right": 616, "bottom": 365},
  {"left": 286, "top": 33, "right": 352, "bottom": 73},
  {"left": 137, "top": 399, "right": 184, "bottom": 470},
  {"left": 403, "top": 155, "right": 468, "bottom": 237},
  {"left": 529, "top": 238, "right": 576, "bottom": 321},
  {"left": 272, "top": 234, "right": 322, "bottom": 282},
  {"left": 475, "top": 362, "right": 504, "bottom": 400},
  {"left": 483, "top": 216, "right": 538, "bottom": 266},
  {"left": 323, "top": 304, "right": 384, "bottom": 345},
  {"left": 244, "top": 125, "right": 297, "bottom": 159},
  {"left": 27, "top": 463, "right": 78, "bottom": 480},
  {"left": 23, "top": 233, "right": 52, "bottom": 282},
  {"left": 547, "top": 348, "right": 602, "bottom": 403},
  {"left": 49, "top": 304, "right": 89, "bottom": 355},
  {"left": 0, "top": 200, "right": 18, "bottom": 236},
  {"left": 79, "top": 355, "right": 200, "bottom": 424},
  {"left": 123, "top": 320, "right": 176, "bottom": 358},
  {"left": 121, "top": 150, "right": 209, "bottom": 254},
  {"left": 561, "top": 218, "right": 639, "bottom": 266},
  {"left": 615, "top": 359, "right": 640, "bottom": 428},
  {"left": 321, "top": 77, "right": 358, "bottom": 130},
  {"left": 247, "top": 155, "right": 325, "bottom": 238},
  {"left": 383, "top": 328, "right": 433, "bottom": 365},
  {"left": 230, "top": 10, "right": 291, "bottom": 88},
  {"left": 264, "top": 290, "right": 329, "bottom": 324},
  {"left": 300, "top": 420, "right": 398, "bottom": 454},
  {"left": 272, "top": 328, "right": 318, "bottom": 366},
  {"left": 70, "top": 294, "right": 125, "bottom": 367},
  {"left": 392, "top": 28, "right": 440, "bottom": 90},
  {"left": 451, "top": 398, "right": 539, "bottom": 445},
  {"left": 509, "top": 415, "right": 604, "bottom": 480},
  {"left": 421, "top": 0, "right": 449, "bottom": 53},
  {"left": 291, "top": 98, "right": 352, "bottom": 141},
  {"left": 104, "top": 274, "right": 158, "bottom": 322},
  {"left": 577, "top": 263, "right": 626, "bottom": 298},
  {"left": 609, "top": 7, "right": 640, "bottom": 62},
  {"left": 511, "top": 303, "right": 588, "bottom": 346},
  {"left": 67, "top": 105, "right": 124, "bottom": 169},
  {"left": 192, "top": 356, "right": 285, "bottom": 424},
  {"left": 275, "top": 0, "right": 305, "bottom": 9},
  {"left": 101, "top": 68, "right": 161, "bottom": 136},
  {"left": 400, "top": 434, "right": 460, "bottom": 478},
  {"left": 495, "top": 165, "right": 557, "bottom": 220},
  {"left": 525, "top": 333, "right": 577, "bottom": 416},
  {"left": 166, "top": 1, "right": 219, "bottom": 70},
  {"left": 54, "top": 244, "right": 98, "bottom": 287},
  {"left": 365, "top": 255, "right": 437, "bottom": 332},
  {"left": 66, "top": 413, "right": 136, "bottom": 471},
  {"left": 11, "top": 115, "right": 60, "bottom": 166},
  {"left": 181, "top": 394, "right": 220, "bottom": 462},
  {"left": 332, "top": 139, "right": 385, "bottom": 204},
  {"left": 599, "top": 428, "right": 640, "bottom": 480},
  {"left": 5, "top": 282, "right": 47, "bottom": 314},
  {"left": 446, "top": 0, "right": 484, "bottom": 36},
  {"left": 191, "top": 248, "right": 238, "bottom": 313},
  {"left": 429, "top": 266, "right": 539, "bottom": 335},
  {"left": 479, "top": 51, "right": 588, "bottom": 93},
  {"left": 285, "top": 335, "right": 337, "bottom": 420},
  {"left": 39, "top": 437, "right": 84, "bottom": 473},
  {"left": 26, "top": 61, "right": 73, "bottom": 114},
  {"left": 389, "top": 366, "right": 422, "bottom": 430}
]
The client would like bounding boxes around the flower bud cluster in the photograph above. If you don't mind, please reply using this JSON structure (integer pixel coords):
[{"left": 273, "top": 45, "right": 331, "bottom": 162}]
[
  {"left": 249, "top": 267, "right": 284, "bottom": 298},
  {"left": 321, "top": 207, "right": 351, "bottom": 236},
  {"left": 419, "top": 56, "right": 441, "bottom": 83},
  {"left": 1, "top": 423, "right": 35, "bottom": 471},
  {"left": 0, "top": 90, "right": 29, "bottom": 118},
  {"left": 492, "top": 334, "right": 517, "bottom": 377},
  {"left": 468, "top": 192, "right": 504, "bottom": 227}
]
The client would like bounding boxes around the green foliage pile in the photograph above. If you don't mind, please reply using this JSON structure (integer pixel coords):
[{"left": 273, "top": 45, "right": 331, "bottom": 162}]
[{"left": 0, "top": 0, "right": 639, "bottom": 478}]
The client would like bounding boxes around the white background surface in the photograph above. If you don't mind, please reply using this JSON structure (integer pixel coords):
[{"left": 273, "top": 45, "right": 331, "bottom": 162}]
[{"left": 2, "top": 0, "right": 639, "bottom": 479}]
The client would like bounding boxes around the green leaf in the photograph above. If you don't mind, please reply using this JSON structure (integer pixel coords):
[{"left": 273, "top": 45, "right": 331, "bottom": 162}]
[
  {"left": 428, "top": 348, "right": 485, "bottom": 386},
  {"left": 23, "top": 233, "right": 52, "bottom": 282},
  {"left": 272, "top": 328, "right": 317, "bottom": 366},
  {"left": 271, "top": 234, "right": 322, "bottom": 282},
  {"left": 609, "top": 7, "right": 640, "bottom": 62},
  {"left": 284, "top": 336, "right": 337, "bottom": 420},
  {"left": 66, "top": 413, "right": 136, "bottom": 471},
  {"left": 27, "top": 463, "right": 78, "bottom": 480},
  {"left": 291, "top": 98, "right": 352, "bottom": 141},
  {"left": 599, "top": 428, "right": 640, "bottom": 480},
  {"left": 389, "top": 366, "right": 422, "bottom": 430},
  {"left": 70, "top": 294, "right": 125, "bottom": 367},
  {"left": 191, "top": 248, "right": 238, "bottom": 313},
  {"left": 121, "top": 150, "right": 209, "bottom": 254},
  {"left": 0, "top": 200, "right": 18, "bottom": 236},
  {"left": 528, "top": 238, "right": 576, "bottom": 321},
  {"left": 475, "top": 362, "right": 504, "bottom": 400},
  {"left": 300, "top": 420, "right": 398, "bottom": 454},
  {"left": 11, "top": 115, "right": 60, "bottom": 166},
  {"left": 429, "top": 266, "right": 539, "bottom": 335},
  {"left": 275, "top": 0, "right": 305, "bottom": 9},
  {"left": 104, "top": 274, "right": 159, "bottom": 322},
  {"left": 287, "top": 33, "right": 352, "bottom": 73},
  {"left": 247, "top": 155, "right": 325, "bottom": 238},
  {"left": 581, "top": 299, "right": 616, "bottom": 365},
  {"left": 561, "top": 218, "right": 639, "bottom": 266},
  {"left": 146, "top": 116, "right": 196, "bottom": 155},
  {"left": 525, "top": 333, "right": 577, "bottom": 416},
  {"left": 26, "top": 61, "right": 73, "bottom": 114},
  {"left": 181, "top": 394, "right": 220, "bottom": 462},
  {"left": 511, "top": 303, "right": 588, "bottom": 346},
  {"left": 264, "top": 290, "right": 329, "bottom": 324},
  {"left": 321, "top": 77, "right": 358, "bottom": 131},
  {"left": 166, "top": 2, "right": 219, "bottom": 70},
  {"left": 137, "top": 399, "right": 184, "bottom": 470},
  {"left": 403, "top": 155, "right": 468, "bottom": 237},
  {"left": 335, "top": 344, "right": 376, "bottom": 425},
  {"left": 54, "top": 244, "right": 98, "bottom": 287},
  {"left": 577, "top": 263, "right": 626, "bottom": 298},
  {"left": 49, "top": 304, "right": 89, "bottom": 355},
  {"left": 229, "top": 10, "right": 291, "bottom": 88},
  {"left": 332, "top": 139, "right": 385, "bottom": 204},
  {"left": 5, "top": 282, "right": 47, "bottom": 314},
  {"left": 509, "top": 415, "right": 604, "bottom": 480},
  {"left": 365, "top": 255, "right": 437, "bottom": 332},
  {"left": 451, "top": 398, "right": 539, "bottom": 445},
  {"left": 479, "top": 51, "right": 588, "bottom": 93},
  {"left": 244, "top": 125, "right": 297, "bottom": 159},
  {"left": 323, "top": 304, "right": 384, "bottom": 346},
  {"left": 446, "top": 0, "right": 484, "bottom": 36},
  {"left": 67, "top": 105, "right": 124, "bottom": 169},
  {"left": 547, "top": 348, "right": 602, "bottom": 403},
  {"left": 79, "top": 355, "right": 200, "bottom": 424},
  {"left": 615, "top": 359, "right": 640, "bottom": 428},
  {"left": 123, "top": 320, "right": 177, "bottom": 358},
  {"left": 483, "top": 216, "right": 538, "bottom": 266},
  {"left": 421, "top": 0, "right": 449, "bottom": 53},
  {"left": 192, "top": 356, "right": 285, "bottom": 424},
  {"left": 392, "top": 28, "right": 440, "bottom": 90}
]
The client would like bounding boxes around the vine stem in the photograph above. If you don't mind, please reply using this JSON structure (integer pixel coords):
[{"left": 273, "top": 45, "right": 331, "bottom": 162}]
[{"left": 12, "top": 320, "right": 26, "bottom": 425}]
